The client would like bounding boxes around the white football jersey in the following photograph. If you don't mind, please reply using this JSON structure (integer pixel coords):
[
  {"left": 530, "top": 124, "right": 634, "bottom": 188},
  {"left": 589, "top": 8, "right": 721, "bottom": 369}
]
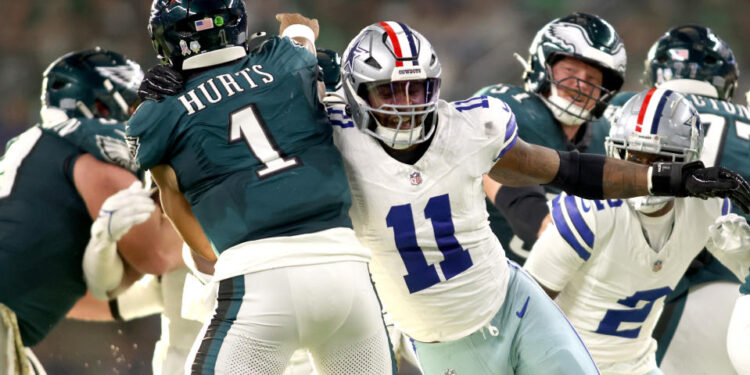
[
  {"left": 329, "top": 96, "right": 517, "bottom": 342},
  {"left": 525, "top": 194, "right": 734, "bottom": 374}
]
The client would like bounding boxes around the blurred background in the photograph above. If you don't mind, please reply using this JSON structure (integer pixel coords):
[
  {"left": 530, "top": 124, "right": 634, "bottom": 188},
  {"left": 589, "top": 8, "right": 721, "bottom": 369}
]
[{"left": 2, "top": 0, "right": 748, "bottom": 373}]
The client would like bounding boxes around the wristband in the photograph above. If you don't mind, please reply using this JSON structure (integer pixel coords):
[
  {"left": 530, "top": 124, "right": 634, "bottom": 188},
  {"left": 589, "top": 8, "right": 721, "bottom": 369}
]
[{"left": 282, "top": 24, "right": 315, "bottom": 43}]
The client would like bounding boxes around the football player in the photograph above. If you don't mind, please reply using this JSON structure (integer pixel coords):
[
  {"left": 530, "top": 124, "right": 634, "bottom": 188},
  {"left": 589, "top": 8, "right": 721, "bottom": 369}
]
[
  {"left": 598, "top": 25, "right": 750, "bottom": 374},
  {"left": 0, "top": 48, "right": 184, "bottom": 375},
  {"left": 138, "top": 18, "right": 750, "bottom": 374},
  {"left": 77, "top": 227, "right": 317, "bottom": 375},
  {"left": 524, "top": 88, "right": 750, "bottom": 375},
  {"left": 327, "top": 21, "right": 749, "bottom": 374},
  {"left": 126, "top": 1, "right": 394, "bottom": 373},
  {"left": 475, "top": 12, "right": 624, "bottom": 265}
]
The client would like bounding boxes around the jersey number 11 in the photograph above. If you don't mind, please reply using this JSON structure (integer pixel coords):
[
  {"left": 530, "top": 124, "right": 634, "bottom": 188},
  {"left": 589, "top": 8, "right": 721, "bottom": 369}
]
[{"left": 387, "top": 194, "right": 473, "bottom": 293}]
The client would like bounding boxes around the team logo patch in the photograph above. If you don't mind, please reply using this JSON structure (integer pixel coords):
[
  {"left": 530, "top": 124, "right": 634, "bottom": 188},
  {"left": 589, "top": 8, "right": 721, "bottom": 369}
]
[
  {"left": 410, "top": 171, "right": 422, "bottom": 185},
  {"left": 445, "top": 370, "right": 457, "bottom": 375}
]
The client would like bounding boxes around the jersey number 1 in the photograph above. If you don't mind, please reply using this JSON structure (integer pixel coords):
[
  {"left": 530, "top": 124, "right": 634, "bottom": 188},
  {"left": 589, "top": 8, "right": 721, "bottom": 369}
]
[
  {"left": 229, "top": 104, "right": 300, "bottom": 179},
  {"left": 387, "top": 194, "right": 473, "bottom": 293}
]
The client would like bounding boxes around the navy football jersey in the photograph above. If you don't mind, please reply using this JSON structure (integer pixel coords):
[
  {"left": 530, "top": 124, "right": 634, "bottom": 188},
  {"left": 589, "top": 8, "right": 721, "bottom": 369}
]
[
  {"left": 127, "top": 37, "right": 352, "bottom": 253},
  {"left": 0, "top": 117, "right": 133, "bottom": 346}
]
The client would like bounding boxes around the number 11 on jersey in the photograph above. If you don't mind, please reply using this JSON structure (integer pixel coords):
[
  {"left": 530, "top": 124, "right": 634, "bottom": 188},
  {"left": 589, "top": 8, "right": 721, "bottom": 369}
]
[{"left": 387, "top": 194, "right": 473, "bottom": 293}]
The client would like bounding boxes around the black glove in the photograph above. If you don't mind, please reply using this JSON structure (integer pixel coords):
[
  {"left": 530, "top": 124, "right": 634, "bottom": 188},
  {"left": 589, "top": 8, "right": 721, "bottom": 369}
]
[
  {"left": 651, "top": 161, "right": 750, "bottom": 213},
  {"left": 316, "top": 48, "right": 341, "bottom": 92},
  {"left": 137, "top": 64, "right": 184, "bottom": 102}
]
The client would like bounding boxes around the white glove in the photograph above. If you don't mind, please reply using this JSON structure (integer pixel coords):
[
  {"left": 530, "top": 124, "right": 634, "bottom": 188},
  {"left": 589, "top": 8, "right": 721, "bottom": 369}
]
[
  {"left": 113, "top": 275, "right": 164, "bottom": 321},
  {"left": 83, "top": 181, "right": 155, "bottom": 300},
  {"left": 708, "top": 214, "right": 750, "bottom": 254}
]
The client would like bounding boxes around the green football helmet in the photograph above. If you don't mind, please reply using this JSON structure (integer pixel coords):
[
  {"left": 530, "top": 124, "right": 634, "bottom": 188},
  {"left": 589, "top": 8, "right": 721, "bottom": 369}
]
[
  {"left": 523, "top": 12, "right": 626, "bottom": 124},
  {"left": 149, "top": 0, "right": 248, "bottom": 70},
  {"left": 644, "top": 25, "right": 738, "bottom": 101},
  {"left": 40, "top": 48, "right": 143, "bottom": 124}
]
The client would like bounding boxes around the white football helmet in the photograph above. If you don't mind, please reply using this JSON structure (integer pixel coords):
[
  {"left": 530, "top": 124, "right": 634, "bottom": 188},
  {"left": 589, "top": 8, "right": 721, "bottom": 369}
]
[
  {"left": 341, "top": 21, "right": 441, "bottom": 149},
  {"left": 606, "top": 88, "right": 703, "bottom": 213}
]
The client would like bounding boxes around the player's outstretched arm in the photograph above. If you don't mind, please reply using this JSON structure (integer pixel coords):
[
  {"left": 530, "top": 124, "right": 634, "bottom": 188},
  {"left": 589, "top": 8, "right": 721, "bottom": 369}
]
[
  {"left": 489, "top": 137, "right": 750, "bottom": 212},
  {"left": 276, "top": 13, "right": 319, "bottom": 55},
  {"left": 150, "top": 164, "right": 217, "bottom": 262},
  {"left": 276, "top": 13, "right": 326, "bottom": 100},
  {"left": 488, "top": 137, "right": 649, "bottom": 198}
]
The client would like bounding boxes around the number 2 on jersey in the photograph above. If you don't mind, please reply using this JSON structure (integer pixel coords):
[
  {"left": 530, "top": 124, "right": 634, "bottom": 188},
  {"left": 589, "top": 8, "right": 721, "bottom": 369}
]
[
  {"left": 229, "top": 104, "right": 300, "bottom": 179},
  {"left": 596, "top": 286, "right": 672, "bottom": 338},
  {"left": 387, "top": 194, "right": 473, "bottom": 293}
]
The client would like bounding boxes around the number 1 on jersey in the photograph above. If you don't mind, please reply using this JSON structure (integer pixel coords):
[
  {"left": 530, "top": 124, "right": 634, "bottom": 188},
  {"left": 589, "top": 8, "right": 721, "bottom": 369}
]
[
  {"left": 387, "top": 194, "right": 473, "bottom": 293},
  {"left": 229, "top": 104, "right": 300, "bottom": 179}
]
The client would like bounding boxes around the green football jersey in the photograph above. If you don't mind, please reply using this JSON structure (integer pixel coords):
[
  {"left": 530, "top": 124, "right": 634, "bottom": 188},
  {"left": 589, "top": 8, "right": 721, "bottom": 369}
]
[
  {"left": 603, "top": 90, "right": 750, "bottom": 220},
  {"left": 473, "top": 84, "right": 610, "bottom": 264},
  {"left": 0, "top": 117, "right": 133, "bottom": 346},
  {"left": 127, "top": 37, "right": 352, "bottom": 254}
]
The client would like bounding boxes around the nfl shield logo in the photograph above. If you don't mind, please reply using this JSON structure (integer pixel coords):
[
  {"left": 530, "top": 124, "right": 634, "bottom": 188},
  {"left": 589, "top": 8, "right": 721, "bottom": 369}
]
[
  {"left": 652, "top": 259, "right": 663, "bottom": 272},
  {"left": 410, "top": 171, "right": 422, "bottom": 185}
]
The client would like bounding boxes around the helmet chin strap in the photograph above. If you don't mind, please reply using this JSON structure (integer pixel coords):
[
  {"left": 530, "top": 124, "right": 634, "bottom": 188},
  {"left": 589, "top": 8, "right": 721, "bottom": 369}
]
[
  {"left": 374, "top": 122, "right": 424, "bottom": 150},
  {"left": 627, "top": 196, "right": 673, "bottom": 214},
  {"left": 543, "top": 85, "right": 592, "bottom": 127}
]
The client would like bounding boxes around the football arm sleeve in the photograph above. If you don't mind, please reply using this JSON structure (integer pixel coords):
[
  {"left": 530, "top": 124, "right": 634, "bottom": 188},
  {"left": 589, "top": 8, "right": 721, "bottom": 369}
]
[{"left": 493, "top": 184, "right": 549, "bottom": 245}]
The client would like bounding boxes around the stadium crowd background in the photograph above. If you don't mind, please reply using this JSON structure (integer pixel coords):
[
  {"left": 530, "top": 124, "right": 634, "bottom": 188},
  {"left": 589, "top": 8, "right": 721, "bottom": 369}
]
[{"left": 1, "top": 0, "right": 748, "bottom": 373}]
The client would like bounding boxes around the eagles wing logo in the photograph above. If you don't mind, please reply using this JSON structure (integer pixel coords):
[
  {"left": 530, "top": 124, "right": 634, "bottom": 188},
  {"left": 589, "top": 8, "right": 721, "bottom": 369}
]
[
  {"left": 95, "top": 62, "right": 144, "bottom": 90},
  {"left": 97, "top": 134, "right": 138, "bottom": 172}
]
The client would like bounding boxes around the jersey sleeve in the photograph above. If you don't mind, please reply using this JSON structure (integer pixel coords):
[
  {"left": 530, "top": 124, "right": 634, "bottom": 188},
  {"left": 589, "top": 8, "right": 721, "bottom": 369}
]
[
  {"left": 523, "top": 193, "right": 610, "bottom": 291},
  {"left": 453, "top": 96, "right": 517, "bottom": 173},
  {"left": 256, "top": 36, "right": 317, "bottom": 74},
  {"left": 125, "top": 100, "right": 177, "bottom": 170}
]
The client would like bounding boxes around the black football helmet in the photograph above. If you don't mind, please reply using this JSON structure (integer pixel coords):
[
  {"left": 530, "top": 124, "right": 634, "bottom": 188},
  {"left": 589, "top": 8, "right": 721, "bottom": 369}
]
[
  {"left": 40, "top": 47, "right": 143, "bottom": 123},
  {"left": 149, "top": 0, "right": 248, "bottom": 70},
  {"left": 644, "top": 25, "right": 738, "bottom": 100}
]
